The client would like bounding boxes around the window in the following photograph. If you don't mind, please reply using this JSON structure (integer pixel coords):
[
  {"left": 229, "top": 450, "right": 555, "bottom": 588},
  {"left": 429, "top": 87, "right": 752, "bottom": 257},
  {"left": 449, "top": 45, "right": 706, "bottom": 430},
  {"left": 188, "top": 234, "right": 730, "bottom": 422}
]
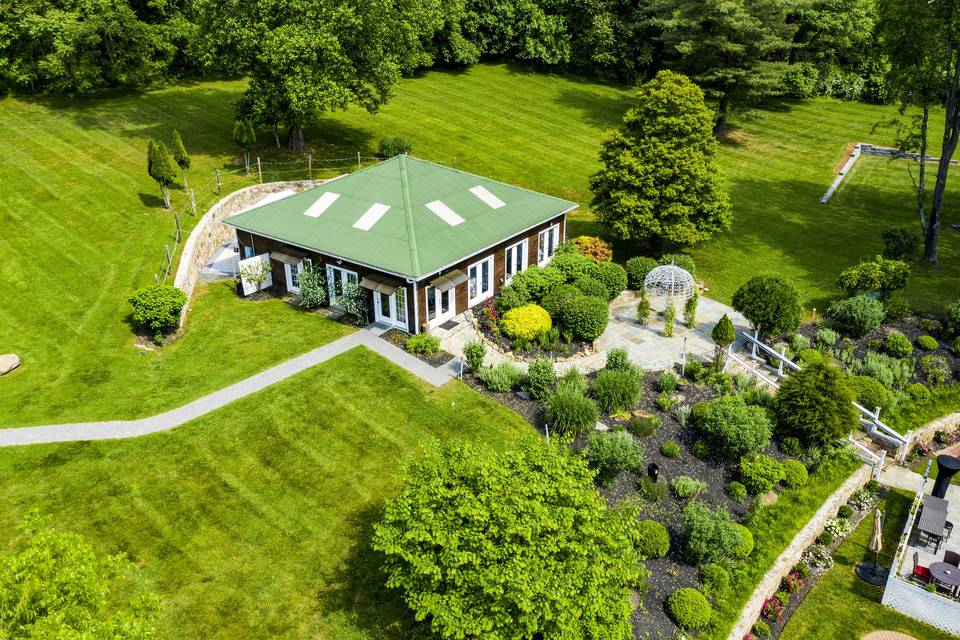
[
  {"left": 326, "top": 265, "right": 357, "bottom": 307},
  {"left": 468, "top": 256, "right": 494, "bottom": 306},
  {"left": 504, "top": 239, "right": 528, "bottom": 282},
  {"left": 538, "top": 224, "right": 560, "bottom": 265},
  {"left": 395, "top": 287, "right": 407, "bottom": 324}
]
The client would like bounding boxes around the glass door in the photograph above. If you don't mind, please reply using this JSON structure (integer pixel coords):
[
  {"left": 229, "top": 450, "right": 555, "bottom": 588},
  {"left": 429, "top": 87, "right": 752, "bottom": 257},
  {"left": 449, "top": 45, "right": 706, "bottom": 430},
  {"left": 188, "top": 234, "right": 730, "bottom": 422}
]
[
  {"left": 374, "top": 287, "right": 408, "bottom": 331},
  {"left": 326, "top": 265, "right": 358, "bottom": 307},
  {"left": 425, "top": 285, "right": 455, "bottom": 326}
]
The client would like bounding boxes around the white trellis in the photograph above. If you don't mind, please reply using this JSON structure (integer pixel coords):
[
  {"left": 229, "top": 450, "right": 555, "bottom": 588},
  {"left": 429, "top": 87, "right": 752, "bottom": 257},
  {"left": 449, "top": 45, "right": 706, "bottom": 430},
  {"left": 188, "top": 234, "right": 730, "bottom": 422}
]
[{"left": 643, "top": 264, "right": 695, "bottom": 301}]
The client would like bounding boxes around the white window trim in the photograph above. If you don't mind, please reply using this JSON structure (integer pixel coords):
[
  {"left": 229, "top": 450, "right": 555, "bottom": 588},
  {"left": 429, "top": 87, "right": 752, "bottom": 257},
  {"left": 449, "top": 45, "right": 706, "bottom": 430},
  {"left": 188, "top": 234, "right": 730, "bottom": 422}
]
[
  {"left": 538, "top": 224, "right": 560, "bottom": 266},
  {"left": 467, "top": 255, "right": 494, "bottom": 307},
  {"left": 285, "top": 258, "right": 311, "bottom": 293},
  {"left": 326, "top": 264, "right": 358, "bottom": 308},
  {"left": 504, "top": 239, "right": 529, "bottom": 284}
]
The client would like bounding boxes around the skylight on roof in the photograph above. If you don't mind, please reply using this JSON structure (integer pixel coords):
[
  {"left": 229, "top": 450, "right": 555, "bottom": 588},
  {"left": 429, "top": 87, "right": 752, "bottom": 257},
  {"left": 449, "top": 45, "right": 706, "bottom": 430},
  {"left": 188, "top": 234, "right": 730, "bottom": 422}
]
[
  {"left": 469, "top": 185, "right": 505, "bottom": 209},
  {"left": 425, "top": 200, "right": 464, "bottom": 226},
  {"left": 352, "top": 203, "right": 391, "bottom": 231},
  {"left": 303, "top": 192, "right": 340, "bottom": 217}
]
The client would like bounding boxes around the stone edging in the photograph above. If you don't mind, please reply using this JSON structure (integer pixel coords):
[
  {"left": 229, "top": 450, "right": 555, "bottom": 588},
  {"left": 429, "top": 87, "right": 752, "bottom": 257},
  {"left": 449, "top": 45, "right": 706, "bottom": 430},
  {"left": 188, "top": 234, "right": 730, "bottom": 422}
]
[
  {"left": 910, "top": 412, "right": 960, "bottom": 447},
  {"left": 173, "top": 179, "right": 326, "bottom": 326},
  {"left": 726, "top": 464, "right": 873, "bottom": 640}
]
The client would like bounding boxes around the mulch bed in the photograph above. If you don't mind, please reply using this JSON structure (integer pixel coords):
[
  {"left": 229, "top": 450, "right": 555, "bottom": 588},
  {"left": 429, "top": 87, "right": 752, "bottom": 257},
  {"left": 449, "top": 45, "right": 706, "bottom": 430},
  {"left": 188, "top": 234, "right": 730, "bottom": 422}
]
[
  {"left": 382, "top": 329, "right": 455, "bottom": 367},
  {"left": 472, "top": 303, "right": 594, "bottom": 361}
]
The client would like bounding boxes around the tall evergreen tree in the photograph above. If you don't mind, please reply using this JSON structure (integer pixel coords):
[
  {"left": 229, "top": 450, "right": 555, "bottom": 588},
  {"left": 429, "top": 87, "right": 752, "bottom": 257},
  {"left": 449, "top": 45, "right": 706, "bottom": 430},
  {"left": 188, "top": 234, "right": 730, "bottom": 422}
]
[
  {"left": 649, "top": 0, "right": 796, "bottom": 134},
  {"left": 147, "top": 140, "right": 176, "bottom": 208},
  {"left": 172, "top": 129, "right": 191, "bottom": 189},
  {"left": 590, "top": 70, "right": 731, "bottom": 247}
]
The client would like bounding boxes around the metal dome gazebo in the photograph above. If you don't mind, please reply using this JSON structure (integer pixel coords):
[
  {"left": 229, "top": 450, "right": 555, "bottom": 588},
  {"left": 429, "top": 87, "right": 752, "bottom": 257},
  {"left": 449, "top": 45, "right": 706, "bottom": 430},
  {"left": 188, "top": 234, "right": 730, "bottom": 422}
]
[{"left": 643, "top": 264, "right": 695, "bottom": 301}]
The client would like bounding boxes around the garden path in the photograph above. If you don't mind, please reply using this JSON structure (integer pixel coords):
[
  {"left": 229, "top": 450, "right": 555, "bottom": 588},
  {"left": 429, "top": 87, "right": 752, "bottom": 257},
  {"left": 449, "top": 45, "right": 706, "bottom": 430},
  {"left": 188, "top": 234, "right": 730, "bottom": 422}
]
[{"left": 0, "top": 328, "right": 455, "bottom": 447}]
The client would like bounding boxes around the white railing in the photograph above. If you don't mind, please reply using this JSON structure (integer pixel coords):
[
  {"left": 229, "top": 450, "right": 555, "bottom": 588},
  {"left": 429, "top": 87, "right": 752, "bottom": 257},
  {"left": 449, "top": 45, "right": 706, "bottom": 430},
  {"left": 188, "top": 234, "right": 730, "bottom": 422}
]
[
  {"left": 723, "top": 344, "right": 781, "bottom": 388},
  {"left": 847, "top": 435, "right": 886, "bottom": 480},
  {"left": 741, "top": 330, "right": 801, "bottom": 378}
]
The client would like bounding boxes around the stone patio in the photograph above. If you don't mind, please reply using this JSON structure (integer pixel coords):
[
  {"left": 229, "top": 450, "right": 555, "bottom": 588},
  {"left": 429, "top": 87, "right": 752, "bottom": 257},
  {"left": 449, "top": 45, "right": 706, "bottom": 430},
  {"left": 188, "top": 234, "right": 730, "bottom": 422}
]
[{"left": 437, "top": 290, "right": 750, "bottom": 374}]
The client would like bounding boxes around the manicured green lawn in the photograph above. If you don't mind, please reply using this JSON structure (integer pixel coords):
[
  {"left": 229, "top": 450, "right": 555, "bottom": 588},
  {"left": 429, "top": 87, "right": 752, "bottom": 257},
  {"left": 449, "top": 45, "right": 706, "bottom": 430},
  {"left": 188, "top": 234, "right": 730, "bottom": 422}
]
[
  {"left": 0, "top": 347, "right": 534, "bottom": 639},
  {"left": 781, "top": 489, "right": 955, "bottom": 640}
]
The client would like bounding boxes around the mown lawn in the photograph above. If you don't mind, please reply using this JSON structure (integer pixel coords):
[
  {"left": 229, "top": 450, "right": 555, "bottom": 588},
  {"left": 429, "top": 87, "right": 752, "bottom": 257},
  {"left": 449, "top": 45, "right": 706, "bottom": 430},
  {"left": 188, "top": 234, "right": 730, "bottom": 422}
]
[
  {"left": 781, "top": 489, "right": 954, "bottom": 640},
  {"left": 0, "top": 347, "right": 534, "bottom": 639}
]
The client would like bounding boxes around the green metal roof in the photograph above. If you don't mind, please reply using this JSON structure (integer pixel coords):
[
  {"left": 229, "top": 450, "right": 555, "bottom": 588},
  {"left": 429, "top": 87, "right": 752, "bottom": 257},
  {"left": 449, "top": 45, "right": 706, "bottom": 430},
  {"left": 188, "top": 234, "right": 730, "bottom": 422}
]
[{"left": 225, "top": 155, "right": 578, "bottom": 278}]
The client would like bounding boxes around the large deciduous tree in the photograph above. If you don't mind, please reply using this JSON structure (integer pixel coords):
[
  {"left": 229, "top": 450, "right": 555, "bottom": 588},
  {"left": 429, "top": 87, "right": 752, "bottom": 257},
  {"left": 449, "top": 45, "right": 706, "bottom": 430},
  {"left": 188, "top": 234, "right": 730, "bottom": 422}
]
[
  {"left": 0, "top": 511, "right": 160, "bottom": 638},
  {"left": 649, "top": 0, "right": 796, "bottom": 135},
  {"left": 373, "top": 438, "right": 646, "bottom": 640},
  {"left": 878, "top": 0, "right": 960, "bottom": 265},
  {"left": 590, "top": 70, "right": 731, "bottom": 248}
]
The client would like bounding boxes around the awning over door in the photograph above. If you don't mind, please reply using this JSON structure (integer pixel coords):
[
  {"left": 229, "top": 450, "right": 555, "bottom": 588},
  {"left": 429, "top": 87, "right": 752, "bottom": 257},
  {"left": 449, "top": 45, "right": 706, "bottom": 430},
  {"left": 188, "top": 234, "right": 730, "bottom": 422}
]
[
  {"left": 270, "top": 246, "right": 308, "bottom": 265},
  {"left": 359, "top": 272, "right": 402, "bottom": 295},
  {"left": 430, "top": 269, "right": 467, "bottom": 292}
]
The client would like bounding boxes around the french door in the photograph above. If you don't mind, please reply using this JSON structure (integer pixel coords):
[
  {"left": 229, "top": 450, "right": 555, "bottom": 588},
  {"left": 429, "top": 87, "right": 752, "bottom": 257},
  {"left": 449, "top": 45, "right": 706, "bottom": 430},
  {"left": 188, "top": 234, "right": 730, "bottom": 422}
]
[
  {"left": 374, "top": 287, "right": 408, "bottom": 331},
  {"left": 467, "top": 256, "right": 493, "bottom": 306},
  {"left": 425, "top": 285, "right": 455, "bottom": 326},
  {"left": 326, "top": 264, "right": 358, "bottom": 308},
  {"left": 284, "top": 258, "right": 311, "bottom": 293}
]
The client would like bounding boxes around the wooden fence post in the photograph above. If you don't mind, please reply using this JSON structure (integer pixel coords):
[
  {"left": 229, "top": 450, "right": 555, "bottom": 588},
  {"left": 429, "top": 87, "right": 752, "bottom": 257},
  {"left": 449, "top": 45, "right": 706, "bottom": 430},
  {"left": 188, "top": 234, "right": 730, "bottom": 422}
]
[
  {"left": 308, "top": 154, "right": 312, "bottom": 180},
  {"left": 174, "top": 212, "right": 181, "bottom": 244},
  {"left": 216, "top": 169, "right": 222, "bottom": 195},
  {"left": 164, "top": 244, "right": 172, "bottom": 274},
  {"left": 189, "top": 189, "right": 196, "bottom": 214},
  {"left": 257, "top": 157, "right": 263, "bottom": 183}
]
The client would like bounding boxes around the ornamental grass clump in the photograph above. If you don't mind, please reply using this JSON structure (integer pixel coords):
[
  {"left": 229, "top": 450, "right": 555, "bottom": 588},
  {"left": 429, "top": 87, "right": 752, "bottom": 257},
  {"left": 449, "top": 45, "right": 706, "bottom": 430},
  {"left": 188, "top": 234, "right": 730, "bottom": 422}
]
[
  {"left": 546, "top": 387, "right": 599, "bottom": 436},
  {"left": 556, "top": 367, "right": 588, "bottom": 395},
  {"left": 628, "top": 415, "right": 660, "bottom": 437},
  {"left": 592, "top": 369, "right": 641, "bottom": 413},
  {"left": 588, "top": 431, "right": 645, "bottom": 486},
  {"left": 657, "top": 371, "right": 678, "bottom": 393}
]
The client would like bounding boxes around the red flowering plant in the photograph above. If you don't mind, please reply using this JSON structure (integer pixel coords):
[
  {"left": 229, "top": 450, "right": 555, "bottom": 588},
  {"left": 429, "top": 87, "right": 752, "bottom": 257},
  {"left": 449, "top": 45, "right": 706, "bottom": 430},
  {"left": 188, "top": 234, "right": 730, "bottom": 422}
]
[
  {"left": 916, "top": 440, "right": 934, "bottom": 457},
  {"left": 934, "top": 429, "right": 959, "bottom": 446},
  {"left": 480, "top": 299, "right": 499, "bottom": 332},
  {"left": 761, "top": 596, "right": 785, "bottom": 622},
  {"left": 781, "top": 571, "right": 805, "bottom": 594}
]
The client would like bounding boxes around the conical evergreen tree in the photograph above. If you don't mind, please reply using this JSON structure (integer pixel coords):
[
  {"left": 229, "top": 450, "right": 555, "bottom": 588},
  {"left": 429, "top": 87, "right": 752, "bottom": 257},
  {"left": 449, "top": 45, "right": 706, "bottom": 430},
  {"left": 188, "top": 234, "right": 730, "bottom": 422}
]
[
  {"left": 172, "top": 130, "right": 191, "bottom": 189},
  {"left": 147, "top": 140, "right": 177, "bottom": 208}
]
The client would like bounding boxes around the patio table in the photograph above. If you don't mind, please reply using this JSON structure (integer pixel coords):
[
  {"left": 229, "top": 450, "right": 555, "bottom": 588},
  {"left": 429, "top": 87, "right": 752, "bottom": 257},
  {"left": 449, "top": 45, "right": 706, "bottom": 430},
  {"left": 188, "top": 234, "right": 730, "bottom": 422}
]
[
  {"left": 930, "top": 562, "right": 960, "bottom": 595},
  {"left": 918, "top": 507, "right": 948, "bottom": 552},
  {"left": 924, "top": 495, "right": 950, "bottom": 512}
]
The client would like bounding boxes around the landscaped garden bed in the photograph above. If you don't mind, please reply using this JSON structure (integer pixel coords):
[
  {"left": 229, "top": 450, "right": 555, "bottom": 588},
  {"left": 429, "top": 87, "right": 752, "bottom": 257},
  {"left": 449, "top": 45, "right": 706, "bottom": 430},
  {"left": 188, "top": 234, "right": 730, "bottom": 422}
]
[{"left": 383, "top": 329, "right": 455, "bottom": 367}]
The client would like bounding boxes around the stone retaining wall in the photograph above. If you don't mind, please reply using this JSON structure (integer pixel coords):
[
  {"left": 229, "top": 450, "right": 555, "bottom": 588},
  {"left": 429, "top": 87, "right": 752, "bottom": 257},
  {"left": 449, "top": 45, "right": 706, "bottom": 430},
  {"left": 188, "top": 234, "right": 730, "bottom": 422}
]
[
  {"left": 173, "top": 179, "right": 324, "bottom": 326},
  {"left": 727, "top": 464, "right": 873, "bottom": 640},
  {"left": 910, "top": 411, "right": 960, "bottom": 446}
]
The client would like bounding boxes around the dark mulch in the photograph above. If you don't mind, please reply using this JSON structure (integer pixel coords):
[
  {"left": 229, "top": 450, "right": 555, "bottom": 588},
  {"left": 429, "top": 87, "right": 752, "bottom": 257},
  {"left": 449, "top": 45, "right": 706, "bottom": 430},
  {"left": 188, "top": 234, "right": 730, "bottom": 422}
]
[
  {"left": 462, "top": 375, "right": 547, "bottom": 433},
  {"left": 472, "top": 307, "right": 593, "bottom": 361},
  {"left": 382, "top": 329, "right": 455, "bottom": 367}
]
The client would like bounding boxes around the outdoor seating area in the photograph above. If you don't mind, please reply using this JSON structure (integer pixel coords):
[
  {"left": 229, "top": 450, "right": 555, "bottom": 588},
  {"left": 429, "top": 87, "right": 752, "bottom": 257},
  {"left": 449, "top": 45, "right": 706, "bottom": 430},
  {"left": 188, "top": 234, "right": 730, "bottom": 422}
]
[{"left": 902, "top": 471, "right": 960, "bottom": 599}]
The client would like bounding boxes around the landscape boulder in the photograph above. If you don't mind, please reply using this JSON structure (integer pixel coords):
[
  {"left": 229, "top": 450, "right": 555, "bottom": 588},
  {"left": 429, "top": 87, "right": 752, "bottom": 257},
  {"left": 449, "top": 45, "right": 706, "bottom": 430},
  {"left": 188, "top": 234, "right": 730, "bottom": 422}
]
[{"left": 0, "top": 354, "right": 20, "bottom": 375}]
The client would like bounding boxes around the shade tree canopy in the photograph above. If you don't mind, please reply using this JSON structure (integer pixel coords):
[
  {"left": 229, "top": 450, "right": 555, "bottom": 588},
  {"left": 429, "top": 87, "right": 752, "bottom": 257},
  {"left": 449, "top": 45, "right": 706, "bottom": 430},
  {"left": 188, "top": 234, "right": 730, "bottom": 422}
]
[{"left": 731, "top": 274, "right": 802, "bottom": 340}]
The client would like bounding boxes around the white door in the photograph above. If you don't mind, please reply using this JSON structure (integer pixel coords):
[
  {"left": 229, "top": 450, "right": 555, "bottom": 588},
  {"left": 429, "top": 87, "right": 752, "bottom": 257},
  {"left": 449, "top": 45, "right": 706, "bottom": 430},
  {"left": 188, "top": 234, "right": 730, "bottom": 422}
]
[
  {"left": 538, "top": 224, "right": 560, "bottom": 265},
  {"left": 504, "top": 239, "right": 528, "bottom": 283},
  {"left": 284, "top": 259, "right": 311, "bottom": 293},
  {"left": 467, "top": 256, "right": 494, "bottom": 307},
  {"left": 374, "top": 287, "right": 408, "bottom": 331},
  {"left": 425, "top": 285, "right": 455, "bottom": 326},
  {"left": 326, "top": 265, "right": 358, "bottom": 307}
]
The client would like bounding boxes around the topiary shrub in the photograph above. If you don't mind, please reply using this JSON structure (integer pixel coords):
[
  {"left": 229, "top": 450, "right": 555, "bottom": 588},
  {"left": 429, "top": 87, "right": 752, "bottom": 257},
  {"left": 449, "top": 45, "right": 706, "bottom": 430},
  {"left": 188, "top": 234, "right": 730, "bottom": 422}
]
[
  {"left": 732, "top": 274, "right": 802, "bottom": 340},
  {"left": 540, "top": 284, "right": 581, "bottom": 321},
  {"left": 625, "top": 256, "right": 659, "bottom": 289},
  {"left": 690, "top": 395, "right": 772, "bottom": 460},
  {"left": 587, "top": 430, "right": 645, "bottom": 486},
  {"left": 548, "top": 252, "right": 594, "bottom": 283},
  {"left": 477, "top": 362, "right": 525, "bottom": 393},
  {"left": 463, "top": 340, "right": 485, "bottom": 371},
  {"left": 500, "top": 304, "right": 552, "bottom": 341},
  {"left": 589, "top": 261, "right": 628, "bottom": 300},
  {"left": 782, "top": 459, "right": 809, "bottom": 488},
  {"left": 837, "top": 256, "right": 910, "bottom": 298},
  {"left": 726, "top": 481, "right": 747, "bottom": 503},
  {"left": 666, "top": 588, "right": 712, "bottom": 630},
  {"left": 636, "top": 519, "right": 670, "bottom": 559},
  {"left": 628, "top": 415, "right": 660, "bottom": 437},
  {"left": 379, "top": 135, "right": 413, "bottom": 157},
  {"left": 917, "top": 335, "right": 939, "bottom": 351},
  {"left": 740, "top": 454, "right": 785, "bottom": 494},
  {"left": 660, "top": 440, "right": 681, "bottom": 458},
  {"left": 406, "top": 333, "right": 441, "bottom": 356},
  {"left": 777, "top": 363, "right": 857, "bottom": 445},
  {"left": 731, "top": 524, "right": 754, "bottom": 558},
  {"left": 592, "top": 369, "right": 641, "bottom": 413},
  {"left": 885, "top": 330, "right": 913, "bottom": 358},
  {"left": 510, "top": 266, "right": 565, "bottom": 301},
  {"left": 671, "top": 475, "right": 707, "bottom": 499},
  {"left": 564, "top": 295, "right": 609, "bottom": 341},
  {"left": 129, "top": 284, "right": 187, "bottom": 343},
  {"left": 660, "top": 253, "right": 696, "bottom": 278},
  {"left": 908, "top": 383, "right": 931, "bottom": 404},
  {"left": 572, "top": 275, "right": 609, "bottom": 300},
  {"left": 828, "top": 294, "right": 885, "bottom": 337},
  {"left": 526, "top": 356, "right": 556, "bottom": 400},
  {"left": 546, "top": 386, "right": 599, "bottom": 436},
  {"left": 572, "top": 236, "right": 613, "bottom": 262},
  {"left": 605, "top": 347, "right": 632, "bottom": 372}
]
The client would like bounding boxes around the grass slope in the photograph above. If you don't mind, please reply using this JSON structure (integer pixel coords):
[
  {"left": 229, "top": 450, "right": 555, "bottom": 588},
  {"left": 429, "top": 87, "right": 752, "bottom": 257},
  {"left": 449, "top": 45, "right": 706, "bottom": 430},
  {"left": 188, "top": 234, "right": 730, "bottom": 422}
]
[
  {"left": 781, "top": 489, "right": 955, "bottom": 640},
  {"left": 0, "top": 347, "right": 533, "bottom": 639}
]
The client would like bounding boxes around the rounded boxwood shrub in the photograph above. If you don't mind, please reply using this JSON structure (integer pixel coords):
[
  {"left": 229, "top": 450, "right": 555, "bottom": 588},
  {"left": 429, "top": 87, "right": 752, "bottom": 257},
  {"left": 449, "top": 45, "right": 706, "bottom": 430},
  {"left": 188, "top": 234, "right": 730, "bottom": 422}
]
[
  {"left": 660, "top": 253, "right": 696, "bottom": 278},
  {"left": 546, "top": 386, "right": 599, "bottom": 436},
  {"left": 885, "top": 330, "right": 913, "bottom": 358},
  {"left": 908, "top": 383, "right": 931, "bottom": 404},
  {"left": 849, "top": 375, "right": 892, "bottom": 414},
  {"left": 690, "top": 395, "right": 772, "bottom": 460},
  {"left": 636, "top": 519, "right": 670, "bottom": 559},
  {"left": 547, "top": 251, "right": 594, "bottom": 283},
  {"left": 540, "top": 284, "right": 581, "bottom": 321},
  {"left": 666, "top": 588, "right": 712, "bottom": 630},
  {"left": 828, "top": 294, "right": 885, "bottom": 338},
  {"left": 592, "top": 369, "right": 641, "bottom": 413},
  {"left": 573, "top": 276, "right": 608, "bottom": 300},
  {"left": 500, "top": 303, "right": 552, "bottom": 341},
  {"left": 625, "top": 256, "right": 659, "bottom": 289},
  {"left": 605, "top": 347, "right": 632, "bottom": 371},
  {"left": 564, "top": 295, "right": 609, "bottom": 341},
  {"left": 781, "top": 459, "right": 809, "bottom": 488},
  {"left": 917, "top": 335, "right": 939, "bottom": 351},
  {"left": 740, "top": 454, "right": 785, "bottom": 494},
  {"left": 732, "top": 274, "right": 802, "bottom": 340},
  {"left": 732, "top": 524, "right": 754, "bottom": 558},
  {"left": 660, "top": 440, "right": 681, "bottom": 458},
  {"left": 495, "top": 283, "right": 530, "bottom": 314},
  {"left": 128, "top": 284, "right": 187, "bottom": 343},
  {"left": 509, "top": 266, "right": 566, "bottom": 301},
  {"left": 589, "top": 261, "right": 628, "bottom": 300}
]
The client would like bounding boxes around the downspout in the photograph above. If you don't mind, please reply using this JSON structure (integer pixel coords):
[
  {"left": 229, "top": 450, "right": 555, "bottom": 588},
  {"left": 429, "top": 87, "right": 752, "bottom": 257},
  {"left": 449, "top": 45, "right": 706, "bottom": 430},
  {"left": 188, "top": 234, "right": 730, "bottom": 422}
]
[{"left": 411, "top": 279, "right": 420, "bottom": 334}]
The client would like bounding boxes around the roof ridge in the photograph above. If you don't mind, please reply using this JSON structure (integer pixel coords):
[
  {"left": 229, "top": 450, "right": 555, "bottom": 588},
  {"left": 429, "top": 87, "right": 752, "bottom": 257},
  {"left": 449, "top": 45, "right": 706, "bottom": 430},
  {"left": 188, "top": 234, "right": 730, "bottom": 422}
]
[{"left": 398, "top": 154, "right": 420, "bottom": 275}]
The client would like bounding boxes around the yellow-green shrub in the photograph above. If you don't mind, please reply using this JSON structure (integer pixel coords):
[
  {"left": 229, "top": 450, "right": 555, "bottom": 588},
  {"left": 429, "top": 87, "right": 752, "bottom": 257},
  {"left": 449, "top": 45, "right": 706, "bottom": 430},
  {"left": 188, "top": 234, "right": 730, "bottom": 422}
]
[{"left": 500, "top": 304, "right": 552, "bottom": 340}]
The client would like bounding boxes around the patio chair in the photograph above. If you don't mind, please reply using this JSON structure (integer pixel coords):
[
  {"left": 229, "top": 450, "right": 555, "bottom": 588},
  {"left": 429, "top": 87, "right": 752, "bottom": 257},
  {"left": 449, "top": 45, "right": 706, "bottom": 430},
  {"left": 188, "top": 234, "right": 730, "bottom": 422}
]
[
  {"left": 946, "top": 521, "right": 954, "bottom": 541},
  {"left": 945, "top": 550, "right": 960, "bottom": 567},
  {"left": 912, "top": 552, "right": 932, "bottom": 583}
]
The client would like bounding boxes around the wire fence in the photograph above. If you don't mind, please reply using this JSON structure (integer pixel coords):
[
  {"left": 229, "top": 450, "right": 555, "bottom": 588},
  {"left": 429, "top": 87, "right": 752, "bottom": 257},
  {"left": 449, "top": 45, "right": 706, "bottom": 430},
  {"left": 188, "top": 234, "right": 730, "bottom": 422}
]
[{"left": 152, "top": 153, "right": 385, "bottom": 285}]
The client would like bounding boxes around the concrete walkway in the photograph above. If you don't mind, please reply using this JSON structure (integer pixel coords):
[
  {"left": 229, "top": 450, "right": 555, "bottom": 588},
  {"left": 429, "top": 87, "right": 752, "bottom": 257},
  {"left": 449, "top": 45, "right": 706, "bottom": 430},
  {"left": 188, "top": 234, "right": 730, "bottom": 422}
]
[{"left": 0, "top": 329, "right": 454, "bottom": 447}]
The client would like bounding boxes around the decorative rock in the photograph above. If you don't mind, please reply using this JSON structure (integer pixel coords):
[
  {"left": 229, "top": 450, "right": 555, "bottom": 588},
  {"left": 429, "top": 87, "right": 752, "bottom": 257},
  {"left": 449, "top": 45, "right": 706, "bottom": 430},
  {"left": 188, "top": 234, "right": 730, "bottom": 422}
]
[
  {"left": 515, "top": 391, "right": 531, "bottom": 400},
  {"left": 0, "top": 354, "right": 20, "bottom": 375},
  {"left": 595, "top": 421, "right": 609, "bottom": 432},
  {"left": 760, "top": 490, "right": 779, "bottom": 506},
  {"left": 632, "top": 409, "right": 655, "bottom": 419}
]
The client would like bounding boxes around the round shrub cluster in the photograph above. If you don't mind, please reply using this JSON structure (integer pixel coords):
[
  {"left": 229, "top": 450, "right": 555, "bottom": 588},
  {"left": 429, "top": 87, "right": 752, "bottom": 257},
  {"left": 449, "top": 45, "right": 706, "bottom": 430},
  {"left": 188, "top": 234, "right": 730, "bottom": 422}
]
[
  {"left": 128, "top": 284, "right": 187, "bottom": 342},
  {"left": 660, "top": 441, "right": 681, "bottom": 458},
  {"left": 548, "top": 252, "right": 594, "bottom": 282},
  {"left": 573, "top": 276, "right": 608, "bottom": 299},
  {"left": 781, "top": 458, "right": 809, "bottom": 488},
  {"left": 849, "top": 375, "right": 892, "bottom": 413},
  {"left": 666, "top": 588, "right": 712, "bottom": 630},
  {"left": 660, "top": 253, "right": 696, "bottom": 278},
  {"left": 635, "top": 519, "right": 670, "bottom": 559},
  {"left": 671, "top": 475, "right": 707, "bottom": 499},
  {"left": 740, "top": 454, "right": 785, "bottom": 494},
  {"left": 477, "top": 362, "right": 525, "bottom": 393},
  {"left": 908, "top": 383, "right": 931, "bottom": 404},
  {"left": 500, "top": 303, "right": 552, "bottom": 341},
  {"left": 777, "top": 363, "right": 857, "bottom": 445},
  {"left": 732, "top": 274, "right": 802, "bottom": 339},
  {"left": 563, "top": 295, "right": 609, "bottom": 341},
  {"left": 625, "top": 256, "right": 658, "bottom": 289},
  {"left": 828, "top": 294, "right": 885, "bottom": 337},
  {"left": 752, "top": 620, "right": 772, "bottom": 637},
  {"left": 495, "top": 283, "right": 529, "bottom": 314},
  {"left": 572, "top": 236, "right": 613, "bottom": 262},
  {"left": 917, "top": 335, "right": 939, "bottom": 351},
  {"left": 546, "top": 386, "right": 598, "bottom": 436},
  {"left": 526, "top": 356, "right": 556, "bottom": 401},
  {"left": 592, "top": 369, "right": 641, "bottom": 413},
  {"left": 510, "top": 266, "right": 565, "bottom": 301},
  {"left": 885, "top": 330, "right": 913, "bottom": 358},
  {"left": 541, "top": 284, "right": 580, "bottom": 321},
  {"left": 587, "top": 430, "right": 645, "bottom": 486},
  {"left": 691, "top": 395, "right": 772, "bottom": 460},
  {"left": 732, "top": 524, "right": 754, "bottom": 558},
  {"left": 589, "top": 261, "right": 628, "bottom": 300},
  {"left": 700, "top": 563, "right": 730, "bottom": 600}
]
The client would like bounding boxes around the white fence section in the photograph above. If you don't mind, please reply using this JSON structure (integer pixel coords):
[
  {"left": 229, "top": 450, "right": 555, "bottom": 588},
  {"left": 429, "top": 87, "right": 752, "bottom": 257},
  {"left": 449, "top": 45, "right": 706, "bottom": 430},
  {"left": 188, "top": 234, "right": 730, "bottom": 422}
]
[
  {"left": 881, "top": 462, "right": 960, "bottom": 636},
  {"left": 847, "top": 435, "right": 886, "bottom": 480}
]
